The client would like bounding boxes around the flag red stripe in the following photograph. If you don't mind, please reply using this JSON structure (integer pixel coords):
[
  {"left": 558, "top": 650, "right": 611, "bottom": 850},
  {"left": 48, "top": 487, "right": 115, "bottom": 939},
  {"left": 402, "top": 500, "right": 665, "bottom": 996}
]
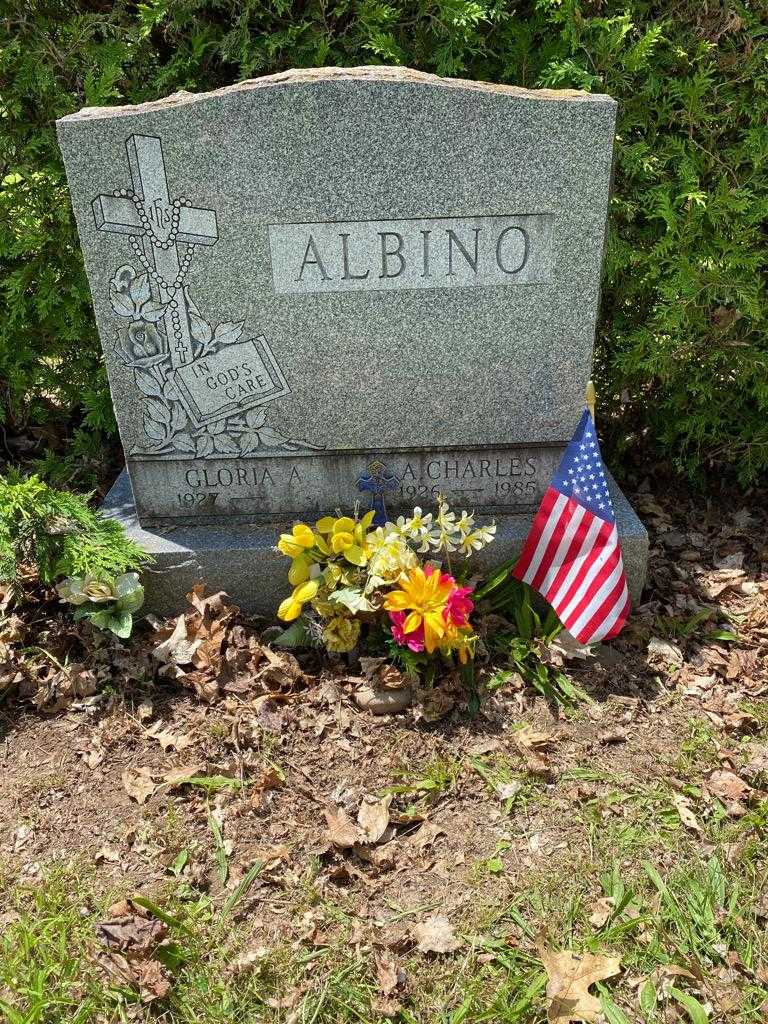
[
  {"left": 553, "top": 519, "right": 614, "bottom": 614},
  {"left": 571, "top": 573, "right": 627, "bottom": 644},
  {"left": 543, "top": 507, "right": 596, "bottom": 603},
  {"left": 560, "top": 539, "right": 621, "bottom": 629},
  {"left": 601, "top": 596, "right": 631, "bottom": 642},
  {"left": 512, "top": 487, "right": 559, "bottom": 581},
  {"left": 529, "top": 498, "right": 577, "bottom": 592}
]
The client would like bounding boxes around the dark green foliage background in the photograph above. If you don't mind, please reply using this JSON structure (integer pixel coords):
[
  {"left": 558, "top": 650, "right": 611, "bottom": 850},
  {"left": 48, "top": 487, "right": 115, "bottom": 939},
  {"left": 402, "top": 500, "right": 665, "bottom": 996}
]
[{"left": 1, "top": 1, "right": 766, "bottom": 486}]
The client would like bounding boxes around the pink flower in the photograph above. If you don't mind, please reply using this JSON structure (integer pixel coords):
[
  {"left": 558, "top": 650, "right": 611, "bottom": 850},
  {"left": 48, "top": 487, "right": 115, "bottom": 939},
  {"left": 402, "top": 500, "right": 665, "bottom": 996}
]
[
  {"left": 444, "top": 585, "right": 474, "bottom": 627},
  {"left": 389, "top": 610, "right": 426, "bottom": 652}
]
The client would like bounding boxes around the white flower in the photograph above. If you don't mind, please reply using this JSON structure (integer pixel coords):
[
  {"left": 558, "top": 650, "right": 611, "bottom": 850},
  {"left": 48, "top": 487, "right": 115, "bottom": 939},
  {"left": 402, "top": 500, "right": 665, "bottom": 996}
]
[
  {"left": 455, "top": 510, "right": 475, "bottom": 534},
  {"left": 394, "top": 506, "right": 434, "bottom": 539},
  {"left": 458, "top": 523, "right": 497, "bottom": 555},
  {"left": 366, "top": 527, "right": 419, "bottom": 590},
  {"left": 435, "top": 500, "right": 456, "bottom": 529}
]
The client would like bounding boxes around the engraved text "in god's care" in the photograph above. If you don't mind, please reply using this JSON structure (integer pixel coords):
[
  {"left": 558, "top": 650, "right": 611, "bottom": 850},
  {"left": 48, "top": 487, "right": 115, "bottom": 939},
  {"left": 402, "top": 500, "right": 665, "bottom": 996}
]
[{"left": 268, "top": 214, "right": 554, "bottom": 294}]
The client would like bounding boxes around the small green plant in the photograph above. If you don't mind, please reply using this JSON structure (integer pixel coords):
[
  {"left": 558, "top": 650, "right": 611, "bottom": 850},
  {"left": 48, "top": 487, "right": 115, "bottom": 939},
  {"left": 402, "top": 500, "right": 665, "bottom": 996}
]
[
  {"left": 0, "top": 470, "right": 149, "bottom": 586},
  {"left": 56, "top": 572, "right": 145, "bottom": 638},
  {"left": 475, "top": 560, "right": 562, "bottom": 640},
  {"left": 477, "top": 565, "right": 589, "bottom": 708}
]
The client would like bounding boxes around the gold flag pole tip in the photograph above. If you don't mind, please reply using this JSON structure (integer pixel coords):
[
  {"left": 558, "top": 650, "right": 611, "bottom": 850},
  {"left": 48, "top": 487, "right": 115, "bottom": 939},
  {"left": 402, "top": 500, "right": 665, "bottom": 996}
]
[{"left": 585, "top": 380, "right": 596, "bottom": 422}]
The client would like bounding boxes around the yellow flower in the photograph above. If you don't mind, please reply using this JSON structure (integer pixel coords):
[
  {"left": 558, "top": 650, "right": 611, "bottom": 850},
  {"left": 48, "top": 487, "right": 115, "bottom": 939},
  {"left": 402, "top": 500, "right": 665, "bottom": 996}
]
[
  {"left": 277, "top": 596, "right": 303, "bottom": 621},
  {"left": 277, "top": 522, "right": 316, "bottom": 557},
  {"left": 323, "top": 616, "right": 361, "bottom": 653},
  {"left": 366, "top": 527, "right": 419, "bottom": 587},
  {"left": 293, "top": 580, "right": 319, "bottom": 603},
  {"left": 331, "top": 530, "right": 355, "bottom": 553},
  {"left": 313, "top": 513, "right": 375, "bottom": 566},
  {"left": 288, "top": 555, "right": 311, "bottom": 585},
  {"left": 329, "top": 516, "right": 366, "bottom": 565},
  {"left": 277, "top": 578, "right": 320, "bottom": 621},
  {"left": 384, "top": 566, "right": 455, "bottom": 653}
]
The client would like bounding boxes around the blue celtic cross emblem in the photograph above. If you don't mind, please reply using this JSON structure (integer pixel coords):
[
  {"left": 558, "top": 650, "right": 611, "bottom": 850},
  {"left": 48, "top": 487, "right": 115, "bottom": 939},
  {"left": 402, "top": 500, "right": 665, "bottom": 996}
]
[{"left": 356, "top": 460, "right": 400, "bottom": 526}]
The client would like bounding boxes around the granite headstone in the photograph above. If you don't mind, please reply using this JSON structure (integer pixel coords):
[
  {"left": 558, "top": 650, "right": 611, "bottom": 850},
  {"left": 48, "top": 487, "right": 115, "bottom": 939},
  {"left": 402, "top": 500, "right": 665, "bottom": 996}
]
[{"left": 56, "top": 66, "right": 647, "bottom": 613}]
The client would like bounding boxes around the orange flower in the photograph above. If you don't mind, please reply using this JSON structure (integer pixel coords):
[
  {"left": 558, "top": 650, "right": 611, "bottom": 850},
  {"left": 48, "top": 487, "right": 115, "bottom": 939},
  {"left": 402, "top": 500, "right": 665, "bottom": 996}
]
[{"left": 384, "top": 566, "right": 456, "bottom": 653}]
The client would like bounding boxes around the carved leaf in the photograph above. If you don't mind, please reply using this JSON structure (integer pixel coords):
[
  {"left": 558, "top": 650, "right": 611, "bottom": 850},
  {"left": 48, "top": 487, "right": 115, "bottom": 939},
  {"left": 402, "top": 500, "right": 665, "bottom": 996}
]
[
  {"left": 144, "top": 414, "right": 169, "bottom": 442},
  {"left": 110, "top": 284, "right": 136, "bottom": 318},
  {"left": 189, "top": 311, "right": 213, "bottom": 345},
  {"left": 141, "top": 302, "right": 168, "bottom": 323},
  {"left": 212, "top": 321, "right": 244, "bottom": 348},
  {"left": 258, "top": 426, "right": 287, "bottom": 448},
  {"left": 129, "top": 273, "right": 151, "bottom": 306},
  {"left": 173, "top": 432, "right": 196, "bottom": 454},
  {"left": 146, "top": 397, "right": 172, "bottom": 426},
  {"left": 169, "top": 404, "right": 187, "bottom": 435},
  {"left": 195, "top": 434, "right": 215, "bottom": 458},
  {"left": 239, "top": 432, "right": 261, "bottom": 457},
  {"left": 111, "top": 264, "right": 136, "bottom": 294},
  {"left": 213, "top": 433, "right": 239, "bottom": 455},
  {"left": 134, "top": 369, "right": 164, "bottom": 399},
  {"left": 245, "top": 408, "right": 267, "bottom": 430}
]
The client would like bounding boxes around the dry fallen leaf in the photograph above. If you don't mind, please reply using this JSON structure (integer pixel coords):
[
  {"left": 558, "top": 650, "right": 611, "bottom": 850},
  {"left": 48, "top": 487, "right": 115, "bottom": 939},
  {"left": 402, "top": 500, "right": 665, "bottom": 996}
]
[
  {"left": 647, "top": 637, "right": 684, "bottom": 671},
  {"left": 133, "top": 958, "right": 172, "bottom": 1003},
  {"left": 588, "top": 897, "right": 615, "bottom": 929},
  {"left": 706, "top": 769, "right": 752, "bottom": 805},
  {"left": 153, "top": 615, "right": 201, "bottom": 667},
  {"left": 95, "top": 845, "right": 120, "bottom": 864},
  {"left": 540, "top": 947, "right": 621, "bottom": 1023},
  {"left": 144, "top": 722, "right": 193, "bottom": 752},
  {"left": 513, "top": 725, "right": 553, "bottom": 774},
  {"left": 324, "top": 806, "right": 360, "bottom": 849},
  {"left": 673, "top": 794, "right": 703, "bottom": 833},
  {"left": 96, "top": 899, "right": 166, "bottom": 955},
  {"left": 357, "top": 794, "right": 392, "bottom": 844},
  {"left": 122, "top": 767, "right": 156, "bottom": 805},
  {"left": 373, "top": 951, "right": 407, "bottom": 1017},
  {"left": 162, "top": 763, "right": 206, "bottom": 787},
  {"left": 408, "top": 819, "right": 446, "bottom": 850},
  {"left": 412, "top": 915, "right": 462, "bottom": 954}
]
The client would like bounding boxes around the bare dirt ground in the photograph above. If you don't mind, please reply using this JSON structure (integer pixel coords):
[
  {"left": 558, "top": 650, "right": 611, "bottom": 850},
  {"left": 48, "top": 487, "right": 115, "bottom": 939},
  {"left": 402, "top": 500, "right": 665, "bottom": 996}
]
[{"left": 1, "top": 478, "right": 767, "bottom": 1021}]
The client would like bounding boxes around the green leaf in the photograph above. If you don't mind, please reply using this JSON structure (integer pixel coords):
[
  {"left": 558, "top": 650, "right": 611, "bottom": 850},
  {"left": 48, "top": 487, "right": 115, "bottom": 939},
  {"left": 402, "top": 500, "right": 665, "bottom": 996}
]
[
  {"left": 131, "top": 895, "right": 193, "bottom": 936},
  {"left": 183, "top": 775, "right": 244, "bottom": 792},
  {"left": 89, "top": 607, "right": 133, "bottom": 638},
  {"left": 669, "top": 987, "right": 709, "bottom": 1024},
  {"left": 639, "top": 978, "right": 657, "bottom": 1015},
  {"left": 170, "top": 849, "right": 190, "bottom": 876},
  {"left": 598, "top": 988, "right": 633, "bottom": 1024},
  {"left": 219, "top": 860, "right": 264, "bottom": 921},
  {"left": 209, "top": 813, "right": 228, "bottom": 884},
  {"left": 273, "top": 618, "right": 311, "bottom": 648},
  {"left": 329, "top": 587, "right": 374, "bottom": 613}
]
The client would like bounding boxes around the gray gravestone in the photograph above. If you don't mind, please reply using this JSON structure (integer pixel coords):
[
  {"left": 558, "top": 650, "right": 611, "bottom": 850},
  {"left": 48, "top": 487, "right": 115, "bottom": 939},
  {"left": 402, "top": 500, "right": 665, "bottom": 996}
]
[{"left": 56, "top": 66, "right": 647, "bottom": 613}]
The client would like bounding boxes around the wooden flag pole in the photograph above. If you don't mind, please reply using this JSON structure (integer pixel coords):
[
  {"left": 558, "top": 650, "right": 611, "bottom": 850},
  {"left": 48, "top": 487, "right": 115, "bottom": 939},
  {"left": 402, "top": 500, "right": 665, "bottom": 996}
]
[{"left": 586, "top": 379, "right": 596, "bottom": 422}]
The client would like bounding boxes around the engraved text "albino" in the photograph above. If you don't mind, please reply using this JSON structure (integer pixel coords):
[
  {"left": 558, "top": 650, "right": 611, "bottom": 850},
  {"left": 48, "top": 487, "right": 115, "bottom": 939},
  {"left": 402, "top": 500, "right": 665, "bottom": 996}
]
[{"left": 268, "top": 214, "right": 554, "bottom": 295}]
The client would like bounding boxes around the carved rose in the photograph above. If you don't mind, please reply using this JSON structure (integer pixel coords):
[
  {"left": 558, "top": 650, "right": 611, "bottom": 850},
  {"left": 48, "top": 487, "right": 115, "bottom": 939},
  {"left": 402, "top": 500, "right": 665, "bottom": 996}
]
[
  {"left": 111, "top": 264, "right": 136, "bottom": 295},
  {"left": 121, "top": 321, "right": 166, "bottom": 365}
]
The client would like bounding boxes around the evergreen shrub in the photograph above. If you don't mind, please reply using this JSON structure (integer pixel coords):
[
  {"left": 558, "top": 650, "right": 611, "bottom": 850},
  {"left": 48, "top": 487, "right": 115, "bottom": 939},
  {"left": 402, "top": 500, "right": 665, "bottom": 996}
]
[{"left": 1, "top": 1, "right": 765, "bottom": 484}]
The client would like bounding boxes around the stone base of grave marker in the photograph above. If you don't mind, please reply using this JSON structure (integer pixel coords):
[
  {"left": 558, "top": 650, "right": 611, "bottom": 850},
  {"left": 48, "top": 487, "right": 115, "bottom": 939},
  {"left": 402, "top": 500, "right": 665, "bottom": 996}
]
[{"left": 102, "top": 468, "right": 648, "bottom": 618}]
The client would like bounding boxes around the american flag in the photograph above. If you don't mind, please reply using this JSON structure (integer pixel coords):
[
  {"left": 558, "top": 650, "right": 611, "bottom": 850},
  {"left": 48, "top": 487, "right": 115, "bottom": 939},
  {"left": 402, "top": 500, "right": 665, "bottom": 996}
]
[{"left": 513, "top": 409, "right": 630, "bottom": 644}]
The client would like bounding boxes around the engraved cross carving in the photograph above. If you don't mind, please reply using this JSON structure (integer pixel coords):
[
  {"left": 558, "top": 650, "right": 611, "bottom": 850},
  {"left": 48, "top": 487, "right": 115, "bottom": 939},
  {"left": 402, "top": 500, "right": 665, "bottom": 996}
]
[
  {"left": 92, "top": 134, "right": 218, "bottom": 368},
  {"left": 357, "top": 460, "right": 400, "bottom": 526}
]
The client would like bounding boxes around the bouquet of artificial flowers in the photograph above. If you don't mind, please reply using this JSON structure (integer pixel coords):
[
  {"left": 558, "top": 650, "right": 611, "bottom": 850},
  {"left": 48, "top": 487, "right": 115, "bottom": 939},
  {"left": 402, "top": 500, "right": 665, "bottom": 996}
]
[{"left": 275, "top": 497, "right": 495, "bottom": 664}]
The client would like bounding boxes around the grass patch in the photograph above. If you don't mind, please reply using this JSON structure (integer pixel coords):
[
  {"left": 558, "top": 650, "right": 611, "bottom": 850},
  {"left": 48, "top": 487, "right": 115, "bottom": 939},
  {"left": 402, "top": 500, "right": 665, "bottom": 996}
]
[{"left": 2, "top": 831, "right": 768, "bottom": 1024}]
